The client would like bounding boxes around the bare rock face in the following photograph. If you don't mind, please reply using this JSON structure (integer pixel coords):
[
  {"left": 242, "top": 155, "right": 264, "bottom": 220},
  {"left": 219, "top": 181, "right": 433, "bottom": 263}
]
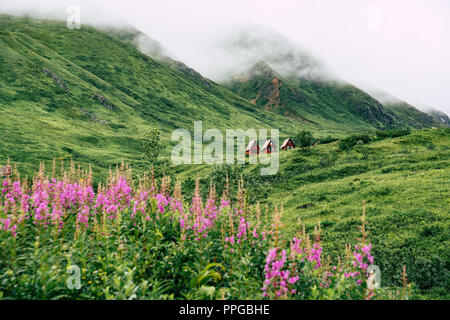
[
  {"left": 42, "top": 68, "right": 69, "bottom": 92},
  {"left": 93, "top": 92, "right": 116, "bottom": 111},
  {"left": 354, "top": 102, "right": 395, "bottom": 127}
]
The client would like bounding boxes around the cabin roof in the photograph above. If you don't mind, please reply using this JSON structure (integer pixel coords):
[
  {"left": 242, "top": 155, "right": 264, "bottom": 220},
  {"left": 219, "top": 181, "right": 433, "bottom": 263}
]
[
  {"left": 246, "top": 140, "right": 258, "bottom": 151},
  {"left": 262, "top": 139, "right": 276, "bottom": 150},
  {"left": 281, "top": 138, "right": 294, "bottom": 149}
]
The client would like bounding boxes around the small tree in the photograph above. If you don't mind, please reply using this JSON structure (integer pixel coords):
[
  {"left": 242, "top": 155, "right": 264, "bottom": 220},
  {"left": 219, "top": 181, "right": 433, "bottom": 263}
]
[
  {"left": 295, "top": 130, "right": 315, "bottom": 151},
  {"left": 140, "top": 128, "right": 165, "bottom": 166}
]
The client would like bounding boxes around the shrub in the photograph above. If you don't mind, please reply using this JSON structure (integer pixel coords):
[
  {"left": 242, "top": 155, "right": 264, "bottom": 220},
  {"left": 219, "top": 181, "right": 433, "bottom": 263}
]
[
  {"left": 295, "top": 130, "right": 315, "bottom": 150},
  {"left": 140, "top": 128, "right": 166, "bottom": 166},
  {"left": 409, "top": 256, "right": 448, "bottom": 291},
  {"left": 375, "top": 128, "right": 411, "bottom": 140},
  {"left": 339, "top": 134, "right": 371, "bottom": 150}
]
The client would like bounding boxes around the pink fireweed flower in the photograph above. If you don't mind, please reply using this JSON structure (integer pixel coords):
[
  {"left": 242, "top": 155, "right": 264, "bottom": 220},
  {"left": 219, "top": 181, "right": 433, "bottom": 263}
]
[
  {"left": 306, "top": 243, "right": 322, "bottom": 268},
  {"left": 352, "top": 243, "right": 374, "bottom": 271},
  {"left": 288, "top": 276, "right": 299, "bottom": 285},
  {"left": 170, "top": 195, "right": 184, "bottom": 214},
  {"left": 236, "top": 217, "right": 248, "bottom": 242},
  {"left": 0, "top": 216, "right": 17, "bottom": 237},
  {"left": 349, "top": 243, "right": 375, "bottom": 285},
  {"left": 252, "top": 227, "right": 259, "bottom": 238},
  {"left": 225, "top": 235, "right": 235, "bottom": 245},
  {"left": 1, "top": 179, "right": 10, "bottom": 196},
  {"left": 155, "top": 193, "right": 169, "bottom": 215},
  {"left": 76, "top": 205, "right": 90, "bottom": 229},
  {"left": 262, "top": 248, "right": 298, "bottom": 299},
  {"left": 220, "top": 199, "right": 230, "bottom": 208},
  {"left": 290, "top": 237, "right": 303, "bottom": 257},
  {"left": 180, "top": 185, "right": 221, "bottom": 240}
]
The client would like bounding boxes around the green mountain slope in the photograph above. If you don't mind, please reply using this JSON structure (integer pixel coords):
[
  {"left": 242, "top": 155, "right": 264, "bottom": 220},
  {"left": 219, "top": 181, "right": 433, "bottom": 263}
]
[
  {"left": 383, "top": 100, "right": 438, "bottom": 128},
  {"left": 363, "top": 88, "right": 446, "bottom": 128},
  {"left": 103, "top": 25, "right": 216, "bottom": 89},
  {"left": 0, "top": 15, "right": 311, "bottom": 179}
]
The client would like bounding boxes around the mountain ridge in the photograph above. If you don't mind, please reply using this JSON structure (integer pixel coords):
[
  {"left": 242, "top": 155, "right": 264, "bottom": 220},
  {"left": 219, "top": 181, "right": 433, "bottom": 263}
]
[
  {"left": 101, "top": 22, "right": 448, "bottom": 130},
  {"left": 224, "top": 58, "right": 446, "bottom": 130}
]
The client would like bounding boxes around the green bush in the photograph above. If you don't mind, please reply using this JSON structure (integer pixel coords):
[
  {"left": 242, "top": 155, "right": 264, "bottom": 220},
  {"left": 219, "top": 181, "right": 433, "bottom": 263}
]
[
  {"left": 295, "top": 130, "right": 315, "bottom": 150},
  {"left": 376, "top": 128, "right": 411, "bottom": 140},
  {"left": 339, "top": 134, "right": 371, "bottom": 150},
  {"left": 409, "top": 256, "right": 449, "bottom": 291}
]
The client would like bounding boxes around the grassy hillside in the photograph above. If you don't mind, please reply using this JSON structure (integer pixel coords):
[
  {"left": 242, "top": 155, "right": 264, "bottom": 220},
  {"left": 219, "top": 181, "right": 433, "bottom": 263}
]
[
  {"left": 180, "top": 128, "right": 449, "bottom": 298},
  {"left": 272, "top": 128, "right": 449, "bottom": 297},
  {"left": 0, "top": 15, "right": 310, "bottom": 181}
]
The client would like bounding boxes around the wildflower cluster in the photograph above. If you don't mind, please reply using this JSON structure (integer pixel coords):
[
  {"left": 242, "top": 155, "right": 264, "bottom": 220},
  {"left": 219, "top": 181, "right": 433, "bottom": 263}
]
[
  {"left": 260, "top": 218, "right": 393, "bottom": 300},
  {"left": 262, "top": 248, "right": 299, "bottom": 298},
  {"left": 0, "top": 161, "right": 408, "bottom": 300}
]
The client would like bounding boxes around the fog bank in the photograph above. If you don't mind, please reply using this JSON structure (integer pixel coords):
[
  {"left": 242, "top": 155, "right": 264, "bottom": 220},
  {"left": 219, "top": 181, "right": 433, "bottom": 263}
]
[{"left": 1, "top": 0, "right": 449, "bottom": 114}]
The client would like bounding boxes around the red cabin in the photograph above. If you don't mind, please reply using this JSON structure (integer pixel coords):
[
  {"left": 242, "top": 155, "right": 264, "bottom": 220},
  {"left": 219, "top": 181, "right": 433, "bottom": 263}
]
[
  {"left": 245, "top": 140, "right": 259, "bottom": 155},
  {"left": 262, "top": 139, "right": 277, "bottom": 154},
  {"left": 281, "top": 138, "right": 295, "bottom": 151}
]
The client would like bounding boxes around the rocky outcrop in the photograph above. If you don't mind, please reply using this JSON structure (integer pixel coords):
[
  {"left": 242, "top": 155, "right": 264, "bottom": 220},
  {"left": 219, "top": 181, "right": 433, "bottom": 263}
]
[
  {"left": 93, "top": 93, "right": 116, "bottom": 111},
  {"left": 354, "top": 102, "right": 395, "bottom": 128},
  {"left": 43, "top": 68, "right": 69, "bottom": 92}
]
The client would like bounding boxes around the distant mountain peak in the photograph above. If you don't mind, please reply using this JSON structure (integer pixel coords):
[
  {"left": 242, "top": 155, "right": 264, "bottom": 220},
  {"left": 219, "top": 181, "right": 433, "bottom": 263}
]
[
  {"left": 427, "top": 109, "right": 450, "bottom": 127},
  {"left": 218, "top": 25, "right": 333, "bottom": 82},
  {"left": 220, "top": 26, "right": 442, "bottom": 130},
  {"left": 248, "top": 61, "right": 274, "bottom": 76},
  {"left": 224, "top": 57, "right": 434, "bottom": 129},
  {"left": 232, "top": 60, "right": 279, "bottom": 83}
]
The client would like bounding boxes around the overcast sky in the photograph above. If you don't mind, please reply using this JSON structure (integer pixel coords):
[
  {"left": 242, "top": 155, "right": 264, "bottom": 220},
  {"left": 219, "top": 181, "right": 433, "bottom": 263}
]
[{"left": 1, "top": 0, "right": 449, "bottom": 114}]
